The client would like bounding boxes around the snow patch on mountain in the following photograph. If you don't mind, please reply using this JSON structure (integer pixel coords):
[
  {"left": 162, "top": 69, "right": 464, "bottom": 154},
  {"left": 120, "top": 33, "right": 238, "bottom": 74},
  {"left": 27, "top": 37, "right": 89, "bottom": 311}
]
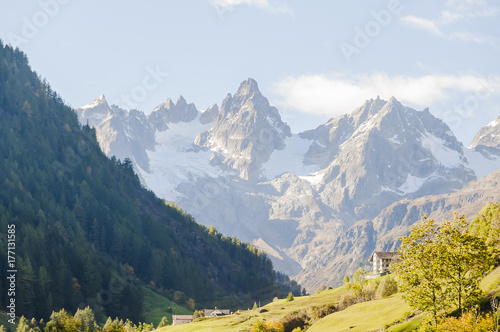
[
  {"left": 81, "top": 94, "right": 108, "bottom": 110},
  {"left": 488, "top": 119, "right": 499, "bottom": 127},
  {"left": 261, "top": 135, "right": 318, "bottom": 180},
  {"left": 398, "top": 173, "right": 436, "bottom": 195},
  {"left": 420, "top": 131, "right": 464, "bottom": 168},
  {"left": 137, "top": 114, "right": 225, "bottom": 201},
  {"left": 298, "top": 171, "right": 324, "bottom": 185}
]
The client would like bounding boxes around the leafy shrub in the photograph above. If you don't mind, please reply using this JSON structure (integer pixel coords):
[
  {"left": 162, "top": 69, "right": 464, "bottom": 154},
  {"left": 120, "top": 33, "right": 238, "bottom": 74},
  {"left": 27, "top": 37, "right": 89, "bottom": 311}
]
[
  {"left": 376, "top": 275, "right": 398, "bottom": 298},
  {"left": 251, "top": 319, "right": 285, "bottom": 332},
  {"left": 337, "top": 294, "right": 356, "bottom": 310},
  {"left": 281, "top": 311, "right": 309, "bottom": 331},
  {"left": 156, "top": 317, "right": 169, "bottom": 328},
  {"left": 193, "top": 310, "right": 204, "bottom": 319},
  {"left": 310, "top": 305, "right": 336, "bottom": 320},
  {"left": 316, "top": 285, "right": 327, "bottom": 293},
  {"left": 436, "top": 311, "right": 494, "bottom": 331}
]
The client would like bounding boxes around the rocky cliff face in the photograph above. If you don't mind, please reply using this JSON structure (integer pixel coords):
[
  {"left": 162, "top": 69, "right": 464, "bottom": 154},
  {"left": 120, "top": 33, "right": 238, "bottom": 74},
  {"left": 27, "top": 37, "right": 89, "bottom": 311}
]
[
  {"left": 148, "top": 96, "right": 199, "bottom": 131},
  {"left": 76, "top": 79, "right": 500, "bottom": 292},
  {"left": 195, "top": 78, "right": 292, "bottom": 181}
]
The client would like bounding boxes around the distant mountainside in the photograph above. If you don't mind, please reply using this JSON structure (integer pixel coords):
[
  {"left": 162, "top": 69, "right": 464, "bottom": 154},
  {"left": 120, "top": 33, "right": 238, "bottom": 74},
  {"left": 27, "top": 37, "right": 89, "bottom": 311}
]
[
  {"left": 294, "top": 168, "right": 500, "bottom": 290},
  {"left": 470, "top": 115, "right": 500, "bottom": 159},
  {"left": 77, "top": 78, "right": 500, "bottom": 291},
  {"left": 301, "top": 96, "right": 475, "bottom": 221},
  {"left": 0, "top": 42, "right": 284, "bottom": 322}
]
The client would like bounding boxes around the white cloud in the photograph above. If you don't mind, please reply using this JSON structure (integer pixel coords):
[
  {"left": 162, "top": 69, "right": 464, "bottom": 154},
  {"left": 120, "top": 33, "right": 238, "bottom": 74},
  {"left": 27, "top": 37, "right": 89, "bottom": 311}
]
[
  {"left": 272, "top": 73, "right": 500, "bottom": 117},
  {"left": 450, "top": 32, "right": 499, "bottom": 45},
  {"left": 401, "top": 0, "right": 499, "bottom": 45},
  {"left": 401, "top": 15, "right": 444, "bottom": 37},
  {"left": 445, "top": 0, "right": 499, "bottom": 20},
  {"left": 209, "top": 0, "right": 293, "bottom": 15}
]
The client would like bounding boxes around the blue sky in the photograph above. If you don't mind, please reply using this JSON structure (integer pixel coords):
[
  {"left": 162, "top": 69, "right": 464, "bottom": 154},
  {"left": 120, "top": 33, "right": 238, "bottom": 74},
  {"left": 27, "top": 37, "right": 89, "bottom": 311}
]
[{"left": 1, "top": 0, "right": 499, "bottom": 144}]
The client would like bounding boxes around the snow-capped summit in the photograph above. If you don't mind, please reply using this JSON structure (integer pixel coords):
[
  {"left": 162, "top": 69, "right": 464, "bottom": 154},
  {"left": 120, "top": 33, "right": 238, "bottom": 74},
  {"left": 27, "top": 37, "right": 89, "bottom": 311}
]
[
  {"left": 75, "top": 94, "right": 111, "bottom": 127},
  {"left": 82, "top": 94, "right": 108, "bottom": 109},
  {"left": 470, "top": 115, "right": 500, "bottom": 155}
]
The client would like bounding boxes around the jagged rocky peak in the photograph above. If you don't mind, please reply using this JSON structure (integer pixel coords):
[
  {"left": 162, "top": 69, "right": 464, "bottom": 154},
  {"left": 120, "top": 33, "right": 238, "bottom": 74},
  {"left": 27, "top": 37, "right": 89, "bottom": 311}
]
[
  {"left": 196, "top": 78, "right": 291, "bottom": 181},
  {"left": 469, "top": 116, "right": 500, "bottom": 157},
  {"left": 148, "top": 95, "right": 199, "bottom": 131},
  {"left": 301, "top": 97, "right": 398, "bottom": 168},
  {"left": 74, "top": 94, "right": 113, "bottom": 128},
  {"left": 218, "top": 78, "right": 283, "bottom": 120},
  {"left": 234, "top": 77, "right": 260, "bottom": 99},
  {"left": 350, "top": 95, "right": 388, "bottom": 126},
  {"left": 200, "top": 103, "right": 219, "bottom": 125},
  {"left": 86, "top": 94, "right": 109, "bottom": 109}
]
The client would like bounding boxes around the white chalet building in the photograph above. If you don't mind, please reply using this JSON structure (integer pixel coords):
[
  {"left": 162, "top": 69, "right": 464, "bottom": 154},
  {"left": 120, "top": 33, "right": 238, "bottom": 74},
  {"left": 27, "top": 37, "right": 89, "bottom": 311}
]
[{"left": 369, "top": 251, "right": 397, "bottom": 275}]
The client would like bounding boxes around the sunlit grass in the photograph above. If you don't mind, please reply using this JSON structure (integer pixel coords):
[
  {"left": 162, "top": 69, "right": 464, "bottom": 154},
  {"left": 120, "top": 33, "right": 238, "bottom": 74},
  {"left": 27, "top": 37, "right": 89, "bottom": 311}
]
[
  {"left": 156, "top": 267, "right": 500, "bottom": 331},
  {"left": 308, "top": 294, "right": 412, "bottom": 332},
  {"left": 157, "top": 288, "right": 346, "bottom": 331},
  {"left": 142, "top": 287, "right": 193, "bottom": 327}
]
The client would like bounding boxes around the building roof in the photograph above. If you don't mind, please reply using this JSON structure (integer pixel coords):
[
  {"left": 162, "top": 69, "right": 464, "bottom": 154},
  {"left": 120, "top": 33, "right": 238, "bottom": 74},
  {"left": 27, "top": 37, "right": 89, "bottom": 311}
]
[
  {"left": 172, "top": 315, "right": 194, "bottom": 320},
  {"left": 369, "top": 251, "right": 397, "bottom": 262}
]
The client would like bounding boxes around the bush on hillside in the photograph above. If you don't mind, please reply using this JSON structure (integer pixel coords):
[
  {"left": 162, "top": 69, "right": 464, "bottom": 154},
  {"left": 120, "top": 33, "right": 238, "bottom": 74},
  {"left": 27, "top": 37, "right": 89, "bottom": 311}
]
[
  {"left": 376, "top": 275, "right": 398, "bottom": 298},
  {"left": 251, "top": 319, "right": 284, "bottom": 332},
  {"left": 435, "top": 311, "right": 494, "bottom": 332}
]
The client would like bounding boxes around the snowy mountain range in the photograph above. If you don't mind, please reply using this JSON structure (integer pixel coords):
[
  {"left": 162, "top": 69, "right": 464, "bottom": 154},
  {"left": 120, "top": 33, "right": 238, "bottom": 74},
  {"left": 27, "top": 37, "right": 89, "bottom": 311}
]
[{"left": 75, "top": 78, "right": 500, "bottom": 291}]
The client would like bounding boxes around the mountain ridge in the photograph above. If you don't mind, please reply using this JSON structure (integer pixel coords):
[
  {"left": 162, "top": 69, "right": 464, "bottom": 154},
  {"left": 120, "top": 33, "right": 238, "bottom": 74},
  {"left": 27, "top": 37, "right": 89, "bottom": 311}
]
[{"left": 77, "top": 78, "right": 500, "bottom": 291}]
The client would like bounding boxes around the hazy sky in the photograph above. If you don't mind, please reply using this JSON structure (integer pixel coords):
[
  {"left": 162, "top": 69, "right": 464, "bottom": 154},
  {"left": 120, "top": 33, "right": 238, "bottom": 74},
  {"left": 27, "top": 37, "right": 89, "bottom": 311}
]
[{"left": 1, "top": 0, "right": 499, "bottom": 144}]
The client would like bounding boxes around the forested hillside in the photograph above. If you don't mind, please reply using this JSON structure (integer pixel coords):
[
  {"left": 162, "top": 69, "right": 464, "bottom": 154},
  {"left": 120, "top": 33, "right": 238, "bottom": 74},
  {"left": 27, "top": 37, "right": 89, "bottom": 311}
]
[{"left": 0, "top": 41, "right": 284, "bottom": 322}]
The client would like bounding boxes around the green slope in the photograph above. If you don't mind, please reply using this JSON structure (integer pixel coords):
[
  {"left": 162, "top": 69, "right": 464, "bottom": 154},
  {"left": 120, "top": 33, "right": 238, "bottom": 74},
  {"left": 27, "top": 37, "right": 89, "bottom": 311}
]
[
  {"left": 308, "top": 294, "right": 413, "bottom": 332},
  {"left": 157, "top": 288, "right": 346, "bottom": 331},
  {"left": 154, "top": 267, "right": 500, "bottom": 331},
  {"left": 309, "top": 266, "right": 500, "bottom": 332},
  {"left": 142, "top": 287, "right": 192, "bottom": 326}
]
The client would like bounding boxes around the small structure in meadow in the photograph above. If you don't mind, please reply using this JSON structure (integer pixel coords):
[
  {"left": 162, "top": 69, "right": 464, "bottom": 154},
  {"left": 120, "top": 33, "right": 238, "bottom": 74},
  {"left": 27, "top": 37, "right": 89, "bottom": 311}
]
[
  {"left": 369, "top": 251, "right": 397, "bottom": 275},
  {"left": 172, "top": 315, "right": 194, "bottom": 325},
  {"left": 204, "top": 307, "right": 231, "bottom": 317}
]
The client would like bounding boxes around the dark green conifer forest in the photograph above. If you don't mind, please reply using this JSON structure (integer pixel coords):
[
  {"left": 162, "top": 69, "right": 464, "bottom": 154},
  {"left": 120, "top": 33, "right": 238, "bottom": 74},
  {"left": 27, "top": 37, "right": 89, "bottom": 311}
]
[{"left": 0, "top": 41, "right": 286, "bottom": 322}]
